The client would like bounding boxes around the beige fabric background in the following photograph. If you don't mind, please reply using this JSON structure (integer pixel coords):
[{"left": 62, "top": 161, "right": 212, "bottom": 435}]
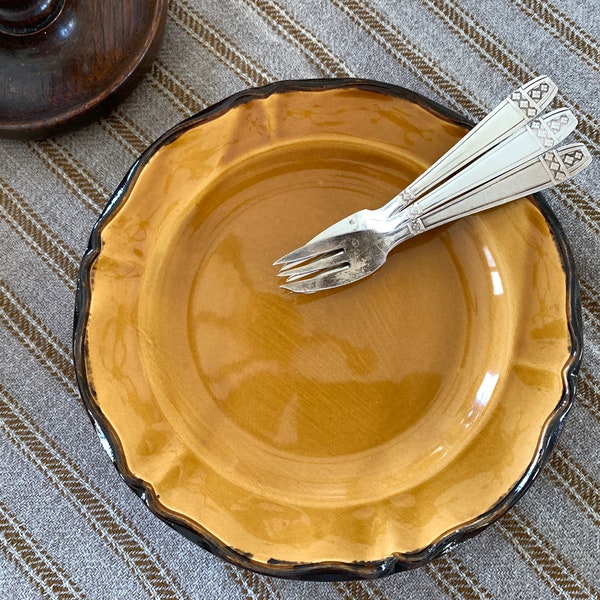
[{"left": 1, "top": 0, "right": 599, "bottom": 598}]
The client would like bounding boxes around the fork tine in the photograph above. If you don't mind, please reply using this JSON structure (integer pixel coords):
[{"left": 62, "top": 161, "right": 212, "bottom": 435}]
[
  {"left": 277, "top": 248, "right": 346, "bottom": 280},
  {"left": 274, "top": 236, "right": 346, "bottom": 267},
  {"left": 280, "top": 263, "right": 351, "bottom": 293}
]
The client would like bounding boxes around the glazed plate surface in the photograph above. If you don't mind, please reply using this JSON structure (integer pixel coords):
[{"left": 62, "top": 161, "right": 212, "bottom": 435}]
[{"left": 74, "top": 80, "right": 581, "bottom": 579}]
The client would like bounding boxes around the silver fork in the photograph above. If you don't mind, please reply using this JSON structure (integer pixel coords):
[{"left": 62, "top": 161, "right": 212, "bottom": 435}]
[{"left": 275, "top": 143, "right": 591, "bottom": 293}]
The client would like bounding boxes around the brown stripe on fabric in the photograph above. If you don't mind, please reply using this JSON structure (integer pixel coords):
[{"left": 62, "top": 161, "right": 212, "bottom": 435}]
[
  {"left": 498, "top": 188, "right": 599, "bottom": 266},
  {"left": 552, "top": 182, "right": 600, "bottom": 239},
  {"left": 423, "top": 0, "right": 530, "bottom": 82},
  {"left": 27, "top": 140, "right": 107, "bottom": 215},
  {"left": 0, "top": 382, "right": 191, "bottom": 600},
  {"left": 244, "top": 0, "right": 354, "bottom": 77},
  {"left": 329, "top": 0, "right": 485, "bottom": 118},
  {"left": 149, "top": 59, "right": 208, "bottom": 116},
  {"left": 423, "top": 0, "right": 600, "bottom": 153},
  {"left": 0, "top": 500, "right": 86, "bottom": 599},
  {"left": 578, "top": 368, "right": 600, "bottom": 423},
  {"left": 510, "top": 0, "right": 600, "bottom": 73},
  {"left": 424, "top": 563, "right": 455, "bottom": 600},
  {"left": 100, "top": 110, "right": 153, "bottom": 156},
  {"left": 500, "top": 508, "right": 599, "bottom": 598},
  {"left": 580, "top": 277, "right": 600, "bottom": 331},
  {"left": 333, "top": 582, "right": 357, "bottom": 600},
  {"left": 426, "top": 555, "right": 493, "bottom": 600},
  {"left": 169, "top": 0, "right": 272, "bottom": 87},
  {"left": 0, "top": 179, "right": 79, "bottom": 290},
  {"left": 548, "top": 447, "right": 600, "bottom": 528},
  {"left": 0, "top": 279, "right": 76, "bottom": 394}
]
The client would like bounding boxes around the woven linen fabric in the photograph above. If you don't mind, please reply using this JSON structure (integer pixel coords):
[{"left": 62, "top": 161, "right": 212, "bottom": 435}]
[{"left": 1, "top": 0, "right": 599, "bottom": 598}]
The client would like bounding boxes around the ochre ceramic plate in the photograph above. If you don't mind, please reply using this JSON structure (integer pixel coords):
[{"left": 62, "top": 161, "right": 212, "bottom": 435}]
[{"left": 74, "top": 80, "right": 582, "bottom": 580}]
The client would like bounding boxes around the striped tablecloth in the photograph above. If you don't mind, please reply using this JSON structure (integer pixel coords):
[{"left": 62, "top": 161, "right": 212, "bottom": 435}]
[{"left": 1, "top": 1, "right": 599, "bottom": 598}]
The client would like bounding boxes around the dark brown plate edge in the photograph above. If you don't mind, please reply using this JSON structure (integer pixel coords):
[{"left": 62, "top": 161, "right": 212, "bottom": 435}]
[{"left": 72, "top": 78, "right": 583, "bottom": 581}]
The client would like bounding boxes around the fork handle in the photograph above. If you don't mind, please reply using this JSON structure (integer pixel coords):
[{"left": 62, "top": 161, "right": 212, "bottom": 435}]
[
  {"left": 391, "top": 143, "right": 590, "bottom": 243},
  {"left": 383, "top": 75, "right": 557, "bottom": 214},
  {"left": 412, "top": 107, "right": 576, "bottom": 215}
]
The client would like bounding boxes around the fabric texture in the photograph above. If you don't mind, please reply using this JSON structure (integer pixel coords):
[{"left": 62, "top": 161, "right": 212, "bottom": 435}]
[{"left": 1, "top": 0, "right": 599, "bottom": 598}]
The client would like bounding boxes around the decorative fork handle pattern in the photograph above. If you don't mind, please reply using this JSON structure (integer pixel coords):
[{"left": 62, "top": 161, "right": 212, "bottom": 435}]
[
  {"left": 391, "top": 143, "right": 591, "bottom": 243},
  {"left": 384, "top": 75, "right": 558, "bottom": 216}
]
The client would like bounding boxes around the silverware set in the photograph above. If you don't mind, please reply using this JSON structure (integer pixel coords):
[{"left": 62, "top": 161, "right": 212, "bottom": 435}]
[{"left": 275, "top": 76, "right": 591, "bottom": 293}]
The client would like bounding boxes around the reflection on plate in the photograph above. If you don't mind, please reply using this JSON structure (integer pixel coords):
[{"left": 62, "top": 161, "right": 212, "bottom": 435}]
[{"left": 74, "top": 80, "right": 582, "bottom": 580}]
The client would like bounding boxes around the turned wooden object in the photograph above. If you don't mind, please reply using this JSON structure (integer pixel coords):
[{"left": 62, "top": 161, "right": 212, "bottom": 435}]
[{"left": 0, "top": 0, "right": 167, "bottom": 138}]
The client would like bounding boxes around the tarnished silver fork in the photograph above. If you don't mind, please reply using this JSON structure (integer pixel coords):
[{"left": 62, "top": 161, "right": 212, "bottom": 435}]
[
  {"left": 275, "top": 76, "right": 588, "bottom": 293},
  {"left": 275, "top": 142, "right": 591, "bottom": 293}
]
